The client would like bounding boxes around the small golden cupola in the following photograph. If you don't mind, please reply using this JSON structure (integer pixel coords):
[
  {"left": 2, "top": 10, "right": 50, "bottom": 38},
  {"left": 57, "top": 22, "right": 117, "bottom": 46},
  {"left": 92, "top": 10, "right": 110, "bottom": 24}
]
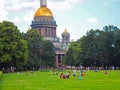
[
  {"left": 62, "top": 28, "right": 70, "bottom": 50},
  {"left": 63, "top": 28, "right": 69, "bottom": 34},
  {"left": 27, "top": 27, "right": 31, "bottom": 32}
]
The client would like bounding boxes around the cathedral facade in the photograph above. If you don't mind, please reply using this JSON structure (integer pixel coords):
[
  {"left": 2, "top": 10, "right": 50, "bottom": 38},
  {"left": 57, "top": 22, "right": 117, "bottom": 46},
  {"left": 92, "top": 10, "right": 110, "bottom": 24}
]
[{"left": 31, "top": 0, "right": 70, "bottom": 68}]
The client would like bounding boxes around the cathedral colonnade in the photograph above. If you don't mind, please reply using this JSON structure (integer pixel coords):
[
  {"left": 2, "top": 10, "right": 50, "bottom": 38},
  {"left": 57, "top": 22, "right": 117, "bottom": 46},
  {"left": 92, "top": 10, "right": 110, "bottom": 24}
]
[{"left": 56, "top": 51, "right": 65, "bottom": 68}]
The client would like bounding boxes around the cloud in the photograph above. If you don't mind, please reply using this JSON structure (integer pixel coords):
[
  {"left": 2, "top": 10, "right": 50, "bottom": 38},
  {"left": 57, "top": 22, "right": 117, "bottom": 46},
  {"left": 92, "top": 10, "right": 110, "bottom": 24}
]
[
  {"left": 49, "top": 0, "right": 87, "bottom": 11},
  {"left": 86, "top": 18, "right": 98, "bottom": 23},
  {"left": 50, "top": 0, "right": 86, "bottom": 3},
  {"left": 9, "top": 16, "right": 21, "bottom": 23},
  {"left": 6, "top": 1, "right": 38, "bottom": 12},
  {"left": 7, "top": 0, "right": 85, "bottom": 13},
  {"left": 23, "top": 13, "right": 33, "bottom": 22},
  {"left": 70, "top": 0, "right": 87, "bottom": 3},
  {"left": 49, "top": 0, "right": 72, "bottom": 11},
  {"left": 0, "top": 0, "right": 8, "bottom": 22},
  {"left": 103, "top": 2, "right": 109, "bottom": 6},
  {"left": 0, "top": 0, "right": 87, "bottom": 33},
  {"left": 0, "top": 0, "right": 86, "bottom": 23},
  {"left": 102, "top": 0, "right": 120, "bottom": 7}
]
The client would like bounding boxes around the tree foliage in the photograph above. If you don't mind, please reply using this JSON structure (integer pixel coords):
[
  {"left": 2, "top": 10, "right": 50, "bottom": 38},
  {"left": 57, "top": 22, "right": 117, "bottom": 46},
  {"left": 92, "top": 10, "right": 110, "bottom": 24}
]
[
  {"left": 65, "top": 25, "right": 120, "bottom": 67},
  {"left": 23, "top": 29, "right": 55, "bottom": 69},
  {"left": 64, "top": 41, "right": 82, "bottom": 66},
  {"left": 0, "top": 21, "right": 28, "bottom": 69},
  {"left": 41, "top": 40, "right": 56, "bottom": 68},
  {"left": 23, "top": 29, "right": 43, "bottom": 68}
]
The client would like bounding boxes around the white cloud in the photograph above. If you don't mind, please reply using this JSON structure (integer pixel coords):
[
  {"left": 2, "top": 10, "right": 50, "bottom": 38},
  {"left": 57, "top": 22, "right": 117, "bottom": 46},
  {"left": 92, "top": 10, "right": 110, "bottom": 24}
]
[
  {"left": 23, "top": 13, "right": 33, "bottom": 22},
  {"left": 0, "top": 0, "right": 85, "bottom": 23},
  {"left": 0, "top": 0, "right": 86, "bottom": 34},
  {"left": 70, "top": 0, "right": 87, "bottom": 3},
  {"left": 86, "top": 18, "right": 98, "bottom": 23},
  {"left": 50, "top": 0, "right": 86, "bottom": 3},
  {"left": 49, "top": 0, "right": 86, "bottom": 11},
  {"left": 6, "top": 1, "right": 38, "bottom": 12},
  {"left": 102, "top": 0, "right": 120, "bottom": 7},
  {"left": 9, "top": 16, "right": 21, "bottom": 23},
  {"left": 0, "top": 0, "right": 8, "bottom": 22},
  {"left": 103, "top": 2, "right": 109, "bottom": 6},
  {"left": 49, "top": 0, "right": 72, "bottom": 11}
]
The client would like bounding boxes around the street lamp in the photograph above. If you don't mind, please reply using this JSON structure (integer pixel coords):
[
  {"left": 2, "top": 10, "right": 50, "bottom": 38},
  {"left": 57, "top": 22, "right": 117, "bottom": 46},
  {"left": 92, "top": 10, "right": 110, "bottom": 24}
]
[
  {"left": 111, "top": 43, "right": 115, "bottom": 48},
  {"left": 111, "top": 42, "right": 115, "bottom": 67}
]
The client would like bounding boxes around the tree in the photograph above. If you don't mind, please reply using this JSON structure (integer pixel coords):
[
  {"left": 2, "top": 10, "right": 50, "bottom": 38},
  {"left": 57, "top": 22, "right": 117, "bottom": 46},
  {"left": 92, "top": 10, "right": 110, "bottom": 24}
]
[
  {"left": 114, "top": 29, "right": 120, "bottom": 66},
  {"left": 64, "top": 41, "right": 82, "bottom": 67},
  {"left": 80, "top": 29, "right": 109, "bottom": 66},
  {"left": 23, "top": 29, "right": 43, "bottom": 69},
  {"left": 103, "top": 25, "right": 119, "bottom": 66},
  {"left": 65, "top": 46, "right": 74, "bottom": 67},
  {"left": 0, "top": 21, "right": 28, "bottom": 69},
  {"left": 41, "top": 40, "right": 56, "bottom": 68}
]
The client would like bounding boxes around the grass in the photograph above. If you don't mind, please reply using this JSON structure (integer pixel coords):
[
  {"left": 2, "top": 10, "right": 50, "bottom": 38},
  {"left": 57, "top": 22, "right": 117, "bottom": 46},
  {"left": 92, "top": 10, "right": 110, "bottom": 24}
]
[
  {"left": 0, "top": 70, "right": 120, "bottom": 90},
  {"left": 0, "top": 71, "right": 2, "bottom": 79}
]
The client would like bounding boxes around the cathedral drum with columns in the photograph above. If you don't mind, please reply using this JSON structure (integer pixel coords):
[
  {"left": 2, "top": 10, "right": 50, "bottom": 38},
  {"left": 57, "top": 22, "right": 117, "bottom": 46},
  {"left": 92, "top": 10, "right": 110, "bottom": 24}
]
[{"left": 31, "top": 0, "right": 70, "bottom": 68}]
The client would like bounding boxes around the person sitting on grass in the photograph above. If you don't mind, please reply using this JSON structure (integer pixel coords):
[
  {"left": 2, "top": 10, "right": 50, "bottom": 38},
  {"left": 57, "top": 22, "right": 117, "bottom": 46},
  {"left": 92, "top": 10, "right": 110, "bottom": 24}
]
[
  {"left": 104, "top": 70, "right": 108, "bottom": 74},
  {"left": 82, "top": 72, "right": 85, "bottom": 77},
  {"left": 66, "top": 72, "right": 70, "bottom": 79},
  {"left": 60, "top": 73, "right": 65, "bottom": 79},
  {"left": 78, "top": 71, "right": 82, "bottom": 80},
  {"left": 60, "top": 72, "right": 70, "bottom": 79},
  {"left": 53, "top": 72, "right": 58, "bottom": 75},
  {"left": 95, "top": 67, "right": 98, "bottom": 72},
  {"left": 78, "top": 75, "right": 82, "bottom": 80},
  {"left": 73, "top": 69, "right": 76, "bottom": 77}
]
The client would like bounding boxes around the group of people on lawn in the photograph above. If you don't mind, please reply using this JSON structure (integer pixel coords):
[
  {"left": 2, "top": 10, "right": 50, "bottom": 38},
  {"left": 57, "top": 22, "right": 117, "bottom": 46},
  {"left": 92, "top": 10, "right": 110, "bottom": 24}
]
[{"left": 60, "top": 69, "right": 85, "bottom": 79}]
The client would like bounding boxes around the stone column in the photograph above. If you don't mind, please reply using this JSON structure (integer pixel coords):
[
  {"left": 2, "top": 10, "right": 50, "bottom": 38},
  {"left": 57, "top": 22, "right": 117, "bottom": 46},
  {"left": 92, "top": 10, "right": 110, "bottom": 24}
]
[
  {"left": 50, "top": 29, "right": 52, "bottom": 37},
  {"left": 54, "top": 29, "right": 56, "bottom": 37},
  {"left": 56, "top": 54, "right": 58, "bottom": 68},
  {"left": 61, "top": 54, "right": 62, "bottom": 67}
]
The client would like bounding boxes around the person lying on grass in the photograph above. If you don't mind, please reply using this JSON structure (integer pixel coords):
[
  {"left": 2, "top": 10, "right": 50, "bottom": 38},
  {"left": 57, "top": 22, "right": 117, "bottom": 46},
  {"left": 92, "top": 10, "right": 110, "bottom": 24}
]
[{"left": 60, "top": 72, "right": 70, "bottom": 79}]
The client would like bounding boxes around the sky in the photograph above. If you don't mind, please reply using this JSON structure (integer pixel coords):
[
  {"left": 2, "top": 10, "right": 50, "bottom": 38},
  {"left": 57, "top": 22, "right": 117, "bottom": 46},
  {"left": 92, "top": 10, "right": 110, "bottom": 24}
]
[{"left": 0, "top": 0, "right": 120, "bottom": 41}]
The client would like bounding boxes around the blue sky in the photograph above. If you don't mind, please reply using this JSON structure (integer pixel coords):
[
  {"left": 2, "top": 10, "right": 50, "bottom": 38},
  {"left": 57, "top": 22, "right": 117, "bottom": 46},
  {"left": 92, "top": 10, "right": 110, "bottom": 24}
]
[{"left": 0, "top": 0, "right": 120, "bottom": 41}]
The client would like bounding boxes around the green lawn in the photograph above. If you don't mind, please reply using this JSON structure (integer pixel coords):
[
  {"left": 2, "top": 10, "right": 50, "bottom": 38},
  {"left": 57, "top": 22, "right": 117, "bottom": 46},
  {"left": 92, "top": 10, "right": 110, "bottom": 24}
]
[
  {"left": 0, "top": 71, "right": 2, "bottom": 79},
  {"left": 0, "top": 70, "right": 120, "bottom": 90}
]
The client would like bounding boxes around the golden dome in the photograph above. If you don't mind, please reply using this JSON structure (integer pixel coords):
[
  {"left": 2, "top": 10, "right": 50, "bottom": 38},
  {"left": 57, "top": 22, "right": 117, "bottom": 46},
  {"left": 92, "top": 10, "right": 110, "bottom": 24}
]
[{"left": 34, "top": 7, "right": 53, "bottom": 17}]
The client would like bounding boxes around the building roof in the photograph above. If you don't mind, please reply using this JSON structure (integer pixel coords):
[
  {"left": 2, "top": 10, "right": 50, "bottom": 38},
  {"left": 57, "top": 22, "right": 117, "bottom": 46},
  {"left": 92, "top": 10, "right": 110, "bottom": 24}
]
[
  {"left": 63, "top": 28, "right": 69, "bottom": 34},
  {"left": 34, "top": 7, "right": 53, "bottom": 17}
]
